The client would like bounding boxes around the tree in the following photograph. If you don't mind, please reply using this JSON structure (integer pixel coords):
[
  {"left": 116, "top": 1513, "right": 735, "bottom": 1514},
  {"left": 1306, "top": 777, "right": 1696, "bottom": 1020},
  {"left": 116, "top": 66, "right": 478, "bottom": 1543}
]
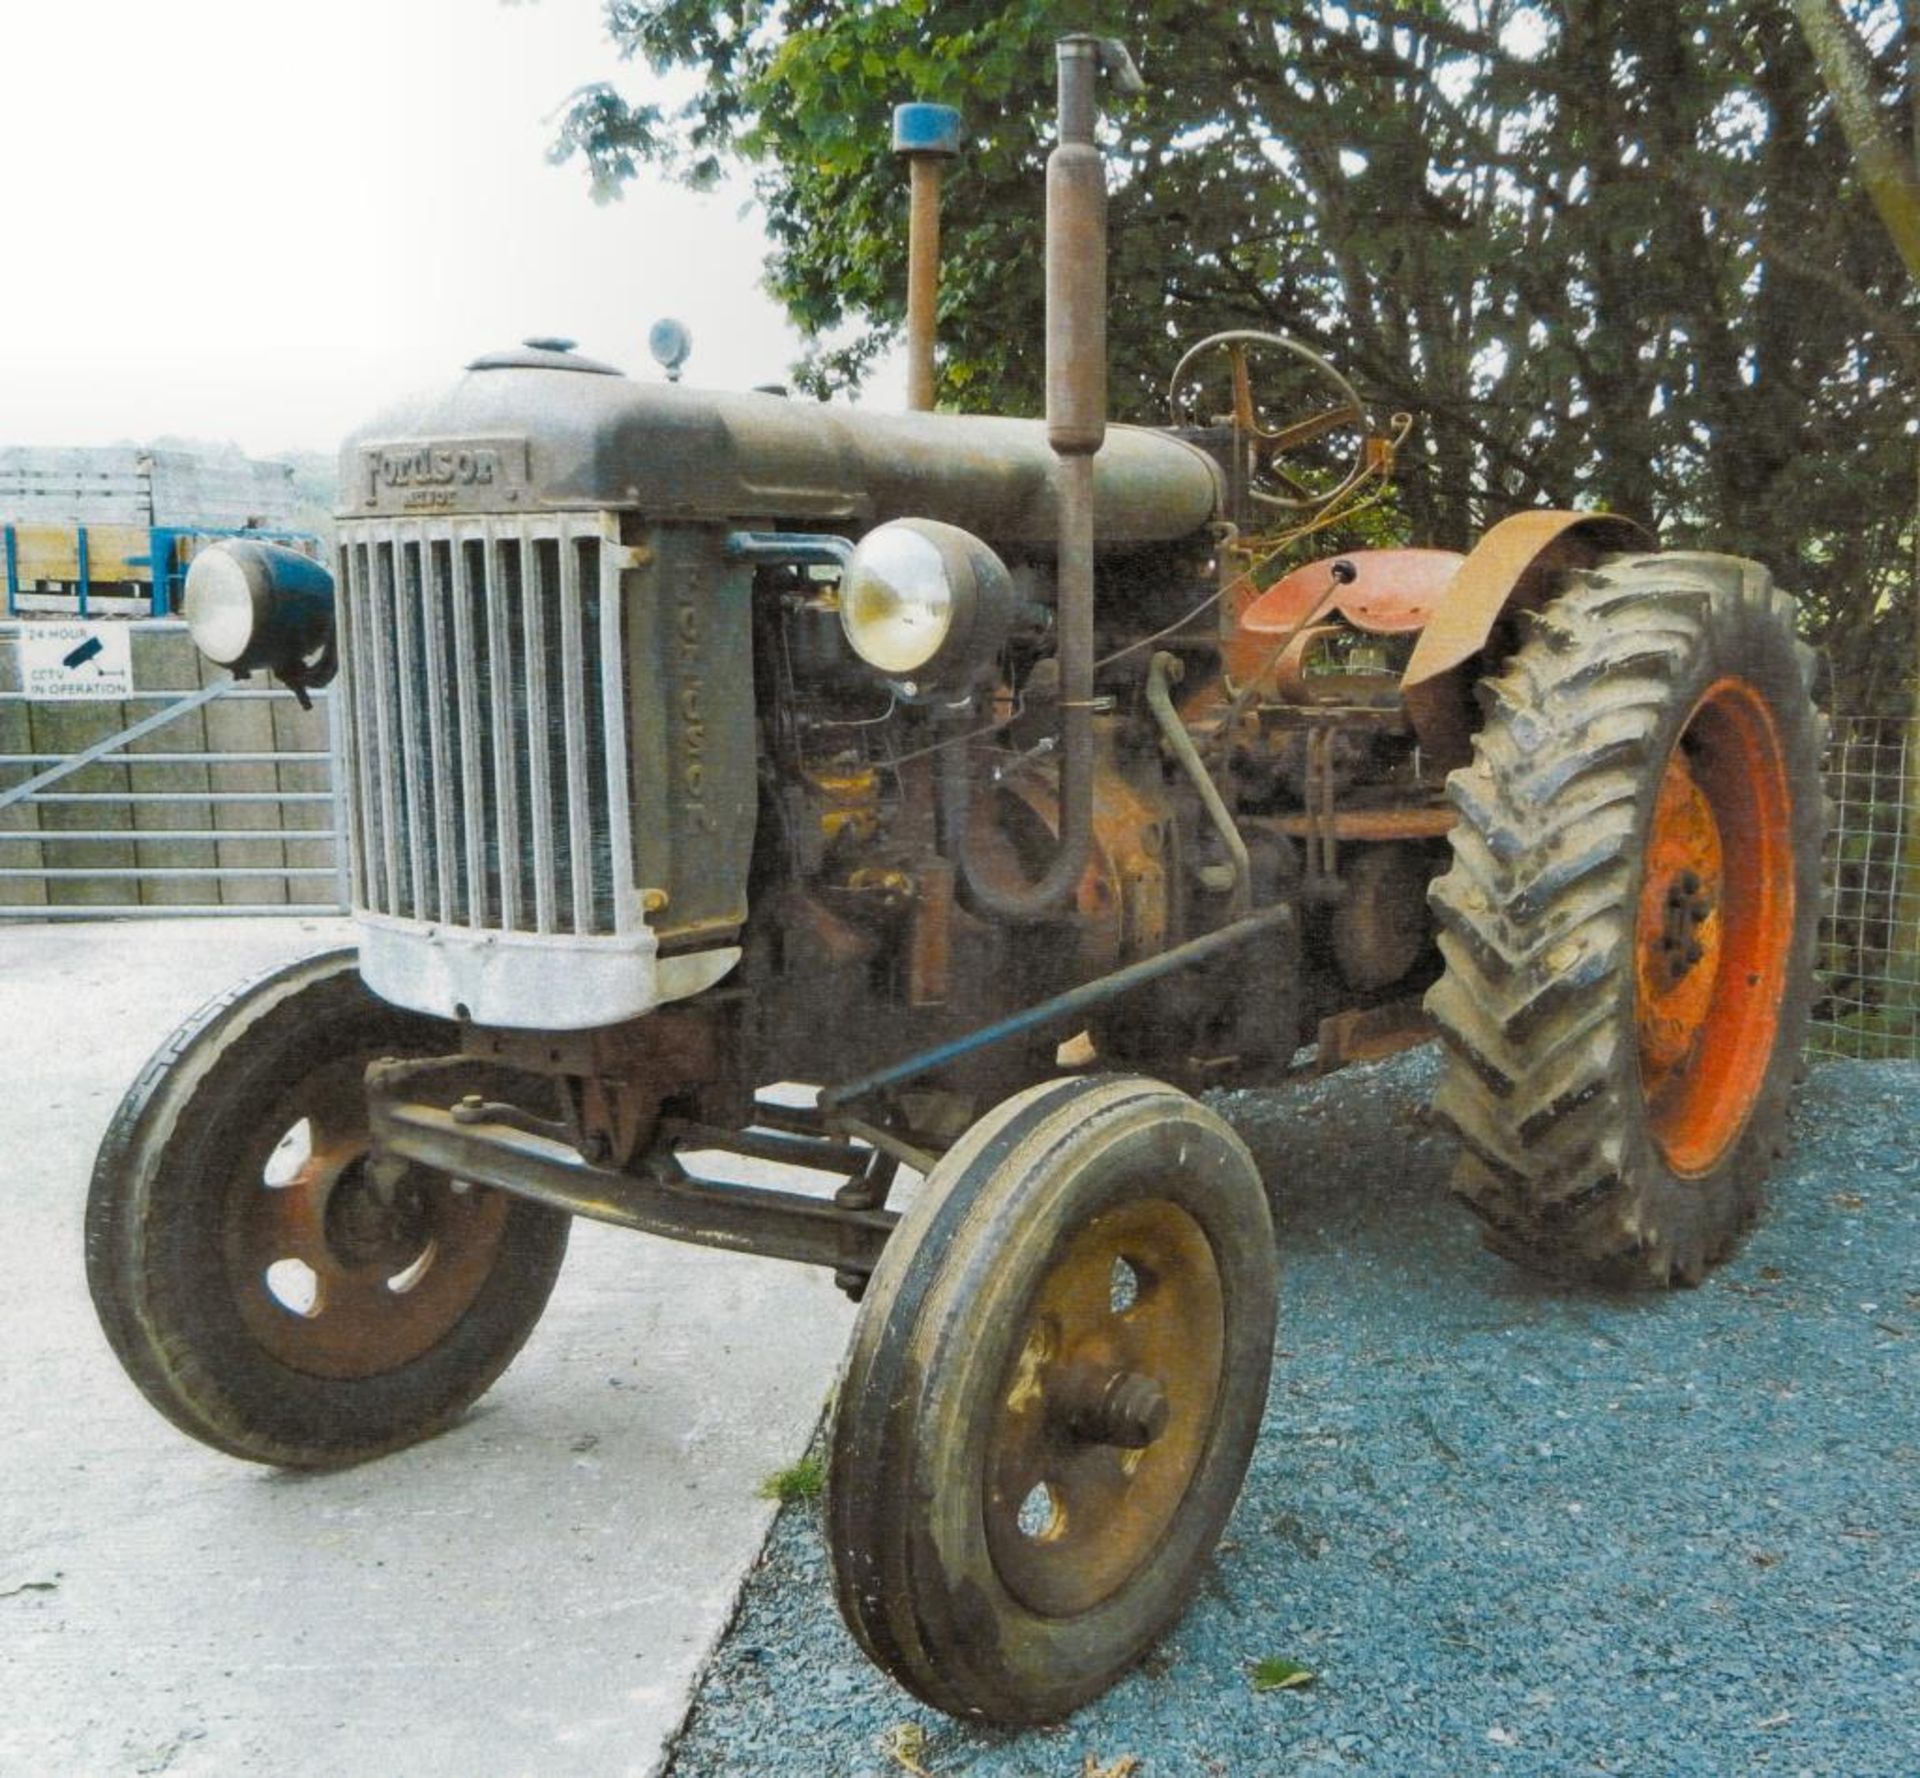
[
  {"left": 557, "top": 2, "right": 1914, "bottom": 690},
  {"left": 1789, "top": 0, "right": 1920, "bottom": 1045}
]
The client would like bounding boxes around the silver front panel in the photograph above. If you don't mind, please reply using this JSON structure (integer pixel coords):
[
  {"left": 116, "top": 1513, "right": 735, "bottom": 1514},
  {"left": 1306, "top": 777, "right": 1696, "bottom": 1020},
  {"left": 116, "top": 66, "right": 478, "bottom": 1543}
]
[{"left": 334, "top": 512, "right": 636, "bottom": 944}]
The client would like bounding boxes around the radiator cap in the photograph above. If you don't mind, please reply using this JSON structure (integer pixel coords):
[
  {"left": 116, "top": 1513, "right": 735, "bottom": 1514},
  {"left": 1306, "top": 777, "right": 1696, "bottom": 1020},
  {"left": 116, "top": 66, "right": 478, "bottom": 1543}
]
[{"left": 467, "top": 337, "right": 624, "bottom": 375}]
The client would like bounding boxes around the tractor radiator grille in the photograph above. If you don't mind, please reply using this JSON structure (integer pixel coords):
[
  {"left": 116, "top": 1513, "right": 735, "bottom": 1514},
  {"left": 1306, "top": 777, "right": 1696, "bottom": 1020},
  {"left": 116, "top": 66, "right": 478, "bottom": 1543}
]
[{"left": 335, "top": 514, "right": 634, "bottom": 936}]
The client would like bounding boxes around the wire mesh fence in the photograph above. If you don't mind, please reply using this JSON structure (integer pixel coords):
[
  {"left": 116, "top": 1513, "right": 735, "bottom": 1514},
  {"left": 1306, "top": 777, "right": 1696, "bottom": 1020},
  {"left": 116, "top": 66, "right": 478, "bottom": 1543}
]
[{"left": 1816, "top": 714, "right": 1920, "bottom": 1060}]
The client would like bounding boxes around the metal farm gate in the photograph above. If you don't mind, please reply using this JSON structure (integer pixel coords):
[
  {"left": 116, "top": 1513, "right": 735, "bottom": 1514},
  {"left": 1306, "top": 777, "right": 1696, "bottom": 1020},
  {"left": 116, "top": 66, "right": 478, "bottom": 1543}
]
[{"left": 0, "top": 619, "right": 346, "bottom": 917}]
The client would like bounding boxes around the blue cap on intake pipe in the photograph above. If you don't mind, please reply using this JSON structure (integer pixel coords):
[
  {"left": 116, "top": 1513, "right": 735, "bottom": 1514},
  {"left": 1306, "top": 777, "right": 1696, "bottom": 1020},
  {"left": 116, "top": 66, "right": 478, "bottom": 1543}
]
[{"left": 891, "top": 103, "right": 962, "bottom": 159}]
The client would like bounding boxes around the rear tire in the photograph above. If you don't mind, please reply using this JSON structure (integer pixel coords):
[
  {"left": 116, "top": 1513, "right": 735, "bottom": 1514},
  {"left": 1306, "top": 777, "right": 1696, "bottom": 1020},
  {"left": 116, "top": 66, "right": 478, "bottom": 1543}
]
[{"left": 1425, "top": 553, "right": 1824, "bottom": 1286}]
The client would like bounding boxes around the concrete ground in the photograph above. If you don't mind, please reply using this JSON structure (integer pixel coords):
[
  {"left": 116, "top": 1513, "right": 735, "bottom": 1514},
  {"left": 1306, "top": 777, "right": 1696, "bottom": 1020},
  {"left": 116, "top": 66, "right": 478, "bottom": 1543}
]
[{"left": 0, "top": 918, "right": 853, "bottom": 1778}]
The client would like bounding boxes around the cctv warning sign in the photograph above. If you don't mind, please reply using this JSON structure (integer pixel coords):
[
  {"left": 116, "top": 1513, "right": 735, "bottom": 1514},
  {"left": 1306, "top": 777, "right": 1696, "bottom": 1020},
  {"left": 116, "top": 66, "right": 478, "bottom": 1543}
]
[{"left": 18, "top": 623, "right": 135, "bottom": 702}]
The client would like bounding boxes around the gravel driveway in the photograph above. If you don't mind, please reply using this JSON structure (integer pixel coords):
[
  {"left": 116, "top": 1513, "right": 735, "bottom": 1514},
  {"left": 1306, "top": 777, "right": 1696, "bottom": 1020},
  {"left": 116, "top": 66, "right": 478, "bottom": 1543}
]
[{"left": 666, "top": 1050, "right": 1919, "bottom": 1777}]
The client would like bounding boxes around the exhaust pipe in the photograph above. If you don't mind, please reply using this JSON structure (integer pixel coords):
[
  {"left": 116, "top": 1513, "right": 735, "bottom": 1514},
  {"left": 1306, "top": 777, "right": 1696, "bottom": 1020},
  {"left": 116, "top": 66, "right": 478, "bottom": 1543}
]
[{"left": 956, "top": 34, "right": 1141, "bottom": 921}]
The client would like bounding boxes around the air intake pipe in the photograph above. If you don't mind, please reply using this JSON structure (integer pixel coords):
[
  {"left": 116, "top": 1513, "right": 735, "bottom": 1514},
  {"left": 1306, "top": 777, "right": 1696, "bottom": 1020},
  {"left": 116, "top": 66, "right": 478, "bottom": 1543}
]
[
  {"left": 893, "top": 103, "right": 963, "bottom": 413},
  {"left": 955, "top": 33, "right": 1142, "bottom": 920}
]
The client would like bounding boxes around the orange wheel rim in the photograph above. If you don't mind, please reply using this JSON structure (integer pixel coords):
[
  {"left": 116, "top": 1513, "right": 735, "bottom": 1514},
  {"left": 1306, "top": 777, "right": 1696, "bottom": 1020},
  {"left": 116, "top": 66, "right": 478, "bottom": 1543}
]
[
  {"left": 1634, "top": 677, "right": 1795, "bottom": 1175},
  {"left": 225, "top": 1057, "right": 509, "bottom": 1379}
]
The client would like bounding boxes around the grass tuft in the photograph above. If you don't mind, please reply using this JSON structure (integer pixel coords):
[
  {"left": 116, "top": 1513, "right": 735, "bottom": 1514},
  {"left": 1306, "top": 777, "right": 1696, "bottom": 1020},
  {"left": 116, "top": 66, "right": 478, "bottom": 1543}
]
[{"left": 758, "top": 1453, "right": 827, "bottom": 1504}]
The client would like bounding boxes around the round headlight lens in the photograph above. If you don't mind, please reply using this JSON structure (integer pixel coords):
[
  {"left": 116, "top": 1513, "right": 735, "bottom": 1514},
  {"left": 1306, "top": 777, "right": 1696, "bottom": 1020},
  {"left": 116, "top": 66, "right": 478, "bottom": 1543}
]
[
  {"left": 182, "top": 548, "right": 260, "bottom": 666},
  {"left": 178, "top": 541, "right": 337, "bottom": 695},
  {"left": 841, "top": 524, "right": 956, "bottom": 676}
]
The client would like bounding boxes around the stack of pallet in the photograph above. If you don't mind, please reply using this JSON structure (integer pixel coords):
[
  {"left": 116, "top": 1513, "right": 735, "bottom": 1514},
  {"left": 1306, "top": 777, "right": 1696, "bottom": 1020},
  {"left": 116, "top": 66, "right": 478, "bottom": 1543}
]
[
  {"left": 1, "top": 446, "right": 331, "bottom": 910},
  {"left": 1, "top": 446, "right": 303, "bottom": 613}
]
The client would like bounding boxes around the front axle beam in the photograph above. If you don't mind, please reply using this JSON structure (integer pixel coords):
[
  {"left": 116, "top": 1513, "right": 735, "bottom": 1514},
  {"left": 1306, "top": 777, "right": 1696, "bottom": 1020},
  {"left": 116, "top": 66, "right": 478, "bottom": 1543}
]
[{"left": 369, "top": 1094, "right": 898, "bottom": 1278}]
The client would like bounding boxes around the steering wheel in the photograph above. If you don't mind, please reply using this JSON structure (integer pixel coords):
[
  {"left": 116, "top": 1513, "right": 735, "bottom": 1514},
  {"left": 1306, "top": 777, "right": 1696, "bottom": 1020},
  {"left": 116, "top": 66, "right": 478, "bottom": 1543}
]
[{"left": 1167, "top": 330, "right": 1370, "bottom": 515}]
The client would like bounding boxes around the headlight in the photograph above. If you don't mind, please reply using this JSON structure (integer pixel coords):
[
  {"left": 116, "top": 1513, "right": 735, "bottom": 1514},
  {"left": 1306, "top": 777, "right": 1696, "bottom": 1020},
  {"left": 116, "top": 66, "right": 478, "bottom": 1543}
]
[
  {"left": 183, "top": 541, "right": 336, "bottom": 696},
  {"left": 840, "top": 518, "right": 1015, "bottom": 697}
]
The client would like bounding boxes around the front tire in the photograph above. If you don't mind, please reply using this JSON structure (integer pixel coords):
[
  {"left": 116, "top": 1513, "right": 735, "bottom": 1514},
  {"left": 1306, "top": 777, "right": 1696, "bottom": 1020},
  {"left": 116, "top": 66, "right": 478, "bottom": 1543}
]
[
  {"left": 85, "top": 949, "right": 570, "bottom": 1467},
  {"left": 1425, "top": 553, "right": 1824, "bottom": 1286},
  {"left": 827, "top": 1074, "right": 1278, "bottom": 1723}
]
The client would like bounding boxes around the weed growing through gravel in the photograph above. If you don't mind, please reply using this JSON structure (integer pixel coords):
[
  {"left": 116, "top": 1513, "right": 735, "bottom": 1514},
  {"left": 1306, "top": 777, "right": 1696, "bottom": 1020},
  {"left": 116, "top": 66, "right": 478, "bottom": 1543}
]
[{"left": 758, "top": 1454, "right": 826, "bottom": 1504}]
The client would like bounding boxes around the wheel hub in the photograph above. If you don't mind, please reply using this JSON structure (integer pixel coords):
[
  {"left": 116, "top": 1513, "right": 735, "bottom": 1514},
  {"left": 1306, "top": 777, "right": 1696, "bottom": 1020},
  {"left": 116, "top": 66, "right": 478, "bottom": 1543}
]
[
  {"left": 1655, "top": 868, "right": 1714, "bottom": 987},
  {"left": 1637, "top": 761, "right": 1724, "bottom": 1067},
  {"left": 225, "top": 1060, "right": 511, "bottom": 1380},
  {"left": 323, "top": 1163, "right": 432, "bottom": 1271},
  {"left": 1049, "top": 1361, "right": 1170, "bottom": 1449},
  {"left": 984, "top": 1199, "right": 1224, "bottom": 1618}
]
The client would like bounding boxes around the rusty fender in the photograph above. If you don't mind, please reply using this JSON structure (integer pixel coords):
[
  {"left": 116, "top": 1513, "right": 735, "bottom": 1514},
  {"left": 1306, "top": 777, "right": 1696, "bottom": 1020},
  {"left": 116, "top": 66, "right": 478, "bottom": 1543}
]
[{"left": 1401, "top": 510, "right": 1651, "bottom": 767}]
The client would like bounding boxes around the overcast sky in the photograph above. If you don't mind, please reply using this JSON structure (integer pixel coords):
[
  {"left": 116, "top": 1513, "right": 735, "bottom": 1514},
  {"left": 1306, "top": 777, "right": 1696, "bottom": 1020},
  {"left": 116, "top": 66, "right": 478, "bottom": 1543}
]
[{"left": 2, "top": 0, "right": 904, "bottom": 459}]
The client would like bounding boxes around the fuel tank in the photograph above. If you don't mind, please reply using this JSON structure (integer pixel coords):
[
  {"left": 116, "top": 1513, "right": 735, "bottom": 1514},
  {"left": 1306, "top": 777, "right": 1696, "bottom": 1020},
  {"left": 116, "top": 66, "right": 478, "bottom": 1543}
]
[{"left": 338, "top": 345, "right": 1222, "bottom": 550}]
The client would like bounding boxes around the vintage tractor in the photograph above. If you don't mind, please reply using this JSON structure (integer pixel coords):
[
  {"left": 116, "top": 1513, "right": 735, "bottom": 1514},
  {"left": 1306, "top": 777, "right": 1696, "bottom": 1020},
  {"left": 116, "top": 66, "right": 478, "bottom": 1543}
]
[{"left": 84, "top": 37, "right": 1824, "bottom": 1723}]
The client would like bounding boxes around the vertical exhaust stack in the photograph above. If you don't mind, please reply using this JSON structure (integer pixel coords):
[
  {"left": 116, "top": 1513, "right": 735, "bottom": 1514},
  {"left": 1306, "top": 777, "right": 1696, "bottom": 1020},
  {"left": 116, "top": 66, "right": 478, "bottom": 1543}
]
[
  {"left": 892, "top": 104, "right": 963, "bottom": 413},
  {"left": 1046, "top": 36, "right": 1134, "bottom": 455},
  {"left": 958, "top": 34, "right": 1142, "bottom": 920}
]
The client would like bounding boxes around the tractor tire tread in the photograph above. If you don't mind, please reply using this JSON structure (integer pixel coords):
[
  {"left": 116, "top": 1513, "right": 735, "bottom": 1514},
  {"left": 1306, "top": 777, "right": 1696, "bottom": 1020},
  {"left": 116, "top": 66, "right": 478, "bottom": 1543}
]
[{"left": 1423, "top": 554, "right": 1823, "bottom": 1287}]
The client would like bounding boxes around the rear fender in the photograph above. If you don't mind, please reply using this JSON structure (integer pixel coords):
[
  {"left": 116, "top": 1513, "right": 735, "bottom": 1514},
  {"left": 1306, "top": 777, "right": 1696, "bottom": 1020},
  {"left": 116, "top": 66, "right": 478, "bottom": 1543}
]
[{"left": 1401, "top": 510, "right": 1651, "bottom": 768}]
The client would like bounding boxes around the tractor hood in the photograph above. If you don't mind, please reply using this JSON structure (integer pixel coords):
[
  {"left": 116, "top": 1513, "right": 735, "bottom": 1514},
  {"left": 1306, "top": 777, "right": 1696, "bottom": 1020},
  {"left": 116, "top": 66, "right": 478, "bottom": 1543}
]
[{"left": 338, "top": 353, "right": 1222, "bottom": 552}]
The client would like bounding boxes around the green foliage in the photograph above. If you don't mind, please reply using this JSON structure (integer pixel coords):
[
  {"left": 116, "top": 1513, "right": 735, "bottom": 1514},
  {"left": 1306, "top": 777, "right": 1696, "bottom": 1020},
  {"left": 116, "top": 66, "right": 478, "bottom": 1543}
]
[
  {"left": 557, "top": 2, "right": 1917, "bottom": 696},
  {"left": 757, "top": 1452, "right": 827, "bottom": 1504}
]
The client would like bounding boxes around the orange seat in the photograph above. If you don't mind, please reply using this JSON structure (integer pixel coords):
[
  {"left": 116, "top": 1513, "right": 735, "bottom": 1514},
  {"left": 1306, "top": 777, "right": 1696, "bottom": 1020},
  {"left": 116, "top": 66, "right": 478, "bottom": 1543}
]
[{"left": 1228, "top": 547, "right": 1466, "bottom": 692}]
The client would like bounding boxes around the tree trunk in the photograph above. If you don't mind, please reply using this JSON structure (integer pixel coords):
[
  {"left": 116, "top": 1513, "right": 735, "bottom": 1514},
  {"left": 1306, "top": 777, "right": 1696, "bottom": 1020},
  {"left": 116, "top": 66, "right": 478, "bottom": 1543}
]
[{"left": 1789, "top": 0, "right": 1920, "bottom": 275}]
